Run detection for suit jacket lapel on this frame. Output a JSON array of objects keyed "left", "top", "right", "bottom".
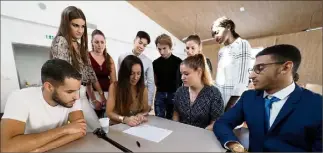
[
  {"left": 268, "top": 85, "right": 302, "bottom": 133},
  {"left": 253, "top": 90, "right": 267, "bottom": 136}
]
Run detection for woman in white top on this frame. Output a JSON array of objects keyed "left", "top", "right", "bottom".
[{"left": 211, "top": 16, "right": 252, "bottom": 110}]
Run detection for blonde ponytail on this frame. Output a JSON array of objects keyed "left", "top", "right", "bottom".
[{"left": 182, "top": 54, "right": 213, "bottom": 86}]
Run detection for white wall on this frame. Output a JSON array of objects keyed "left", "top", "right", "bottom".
[
  {"left": 13, "top": 44, "right": 51, "bottom": 88},
  {"left": 1, "top": 1, "right": 186, "bottom": 112}
]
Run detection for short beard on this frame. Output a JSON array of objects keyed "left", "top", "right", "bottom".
[
  {"left": 52, "top": 90, "right": 72, "bottom": 108},
  {"left": 263, "top": 69, "right": 281, "bottom": 91}
]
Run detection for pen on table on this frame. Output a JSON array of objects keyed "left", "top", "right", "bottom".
[{"left": 136, "top": 141, "right": 141, "bottom": 148}]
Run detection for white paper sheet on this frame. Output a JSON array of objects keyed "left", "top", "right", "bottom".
[{"left": 123, "top": 124, "right": 173, "bottom": 143}]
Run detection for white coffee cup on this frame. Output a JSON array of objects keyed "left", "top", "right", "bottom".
[{"left": 99, "top": 118, "right": 110, "bottom": 133}]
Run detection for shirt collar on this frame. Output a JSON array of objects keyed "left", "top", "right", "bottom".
[
  {"left": 161, "top": 54, "right": 173, "bottom": 60},
  {"left": 263, "top": 82, "right": 296, "bottom": 100},
  {"left": 131, "top": 49, "right": 143, "bottom": 57},
  {"left": 222, "top": 37, "right": 241, "bottom": 48},
  {"left": 233, "top": 37, "right": 242, "bottom": 44}
]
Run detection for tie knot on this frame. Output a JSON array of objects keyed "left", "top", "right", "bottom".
[{"left": 265, "top": 96, "right": 280, "bottom": 108}]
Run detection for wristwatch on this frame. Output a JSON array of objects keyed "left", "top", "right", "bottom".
[
  {"left": 231, "top": 143, "right": 247, "bottom": 152},
  {"left": 118, "top": 116, "right": 125, "bottom": 123},
  {"left": 91, "top": 99, "right": 99, "bottom": 104}
]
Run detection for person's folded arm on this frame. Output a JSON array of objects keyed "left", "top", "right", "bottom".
[
  {"left": 30, "top": 110, "right": 87, "bottom": 152},
  {"left": 0, "top": 90, "right": 71, "bottom": 152},
  {"left": 0, "top": 119, "right": 69, "bottom": 152}
]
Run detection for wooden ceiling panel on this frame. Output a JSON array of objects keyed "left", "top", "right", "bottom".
[{"left": 128, "top": 1, "right": 322, "bottom": 42}]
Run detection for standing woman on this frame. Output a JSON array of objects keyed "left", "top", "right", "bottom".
[
  {"left": 88, "top": 29, "right": 117, "bottom": 118},
  {"left": 50, "top": 6, "right": 104, "bottom": 131},
  {"left": 211, "top": 16, "right": 252, "bottom": 110},
  {"left": 184, "top": 35, "right": 213, "bottom": 74}
]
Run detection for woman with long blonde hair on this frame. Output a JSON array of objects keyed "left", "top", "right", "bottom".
[{"left": 173, "top": 54, "right": 224, "bottom": 130}]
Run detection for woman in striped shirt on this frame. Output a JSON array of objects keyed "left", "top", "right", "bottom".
[{"left": 211, "top": 16, "right": 253, "bottom": 110}]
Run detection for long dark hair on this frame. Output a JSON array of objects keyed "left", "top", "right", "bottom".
[
  {"left": 52, "top": 6, "right": 89, "bottom": 71},
  {"left": 91, "top": 29, "right": 111, "bottom": 73},
  {"left": 115, "top": 55, "right": 145, "bottom": 115}
]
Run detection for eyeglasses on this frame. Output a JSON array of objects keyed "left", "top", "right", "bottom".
[{"left": 248, "top": 62, "right": 286, "bottom": 74}]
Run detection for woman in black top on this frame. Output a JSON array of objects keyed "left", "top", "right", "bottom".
[
  {"left": 173, "top": 54, "right": 224, "bottom": 130},
  {"left": 184, "top": 34, "right": 213, "bottom": 74}
]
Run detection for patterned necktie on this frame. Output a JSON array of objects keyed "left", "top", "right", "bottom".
[{"left": 264, "top": 96, "right": 281, "bottom": 131}]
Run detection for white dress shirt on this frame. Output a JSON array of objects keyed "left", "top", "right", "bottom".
[
  {"left": 118, "top": 51, "right": 156, "bottom": 106},
  {"left": 263, "top": 82, "right": 295, "bottom": 127}
]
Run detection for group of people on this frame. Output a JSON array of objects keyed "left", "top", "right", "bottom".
[{"left": 1, "top": 5, "right": 321, "bottom": 153}]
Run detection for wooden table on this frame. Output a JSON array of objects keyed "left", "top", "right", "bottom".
[
  {"left": 108, "top": 116, "right": 226, "bottom": 152},
  {"left": 49, "top": 133, "right": 122, "bottom": 152}
]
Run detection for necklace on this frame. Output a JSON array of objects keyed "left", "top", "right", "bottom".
[
  {"left": 72, "top": 38, "right": 78, "bottom": 42},
  {"left": 189, "top": 88, "right": 197, "bottom": 104}
]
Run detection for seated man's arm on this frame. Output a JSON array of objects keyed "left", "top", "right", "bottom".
[
  {"left": 0, "top": 119, "right": 68, "bottom": 152},
  {"left": 31, "top": 101, "right": 87, "bottom": 152},
  {"left": 213, "top": 91, "right": 247, "bottom": 150},
  {"left": 0, "top": 90, "right": 72, "bottom": 152}
]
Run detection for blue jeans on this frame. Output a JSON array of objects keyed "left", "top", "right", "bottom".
[{"left": 154, "top": 92, "right": 175, "bottom": 119}]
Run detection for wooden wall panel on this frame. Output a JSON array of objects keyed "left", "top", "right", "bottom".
[
  {"left": 275, "top": 30, "right": 322, "bottom": 85},
  {"left": 202, "top": 44, "right": 220, "bottom": 78},
  {"left": 203, "top": 29, "right": 322, "bottom": 85},
  {"left": 248, "top": 36, "right": 276, "bottom": 48}
]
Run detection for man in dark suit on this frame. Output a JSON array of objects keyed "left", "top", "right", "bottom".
[{"left": 213, "top": 44, "right": 322, "bottom": 152}]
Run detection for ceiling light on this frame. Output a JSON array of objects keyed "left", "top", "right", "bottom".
[
  {"left": 38, "top": 2, "right": 47, "bottom": 10},
  {"left": 240, "top": 7, "right": 245, "bottom": 12},
  {"left": 305, "top": 27, "right": 322, "bottom": 32}
]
